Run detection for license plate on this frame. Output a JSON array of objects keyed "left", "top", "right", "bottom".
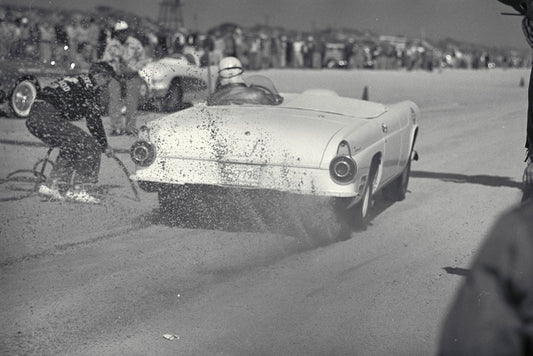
[{"left": 220, "top": 165, "right": 260, "bottom": 185}]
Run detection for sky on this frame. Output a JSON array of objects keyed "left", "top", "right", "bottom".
[{"left": 3, "top": 0, "right": 531, "bottom": 50}]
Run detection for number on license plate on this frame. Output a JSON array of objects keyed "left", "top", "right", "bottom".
[{"left": 221, "top": 166, "right": 260, "bottom": 184}]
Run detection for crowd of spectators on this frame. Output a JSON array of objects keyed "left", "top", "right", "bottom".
[
  {"left": 0, "top": 5, "right": 530, "bottom": 73},
  {"left": 0, "top": 9, "right": 112, "bottom": 70}
]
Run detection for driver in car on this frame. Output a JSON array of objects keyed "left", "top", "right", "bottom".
[{"left": 207, "top": 56, "right": 279, "bottom": 106}]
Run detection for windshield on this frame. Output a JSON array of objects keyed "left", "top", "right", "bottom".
[{"left": 244, "top": 75, "right": 283, "bottom": 104}]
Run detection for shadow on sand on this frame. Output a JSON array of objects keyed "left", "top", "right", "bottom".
[
  {"left": 443, "top": 266, "right": 470, "bottom": 277},
  {"left": 411, "top": 170, "right": 523, "bottom": 190}
]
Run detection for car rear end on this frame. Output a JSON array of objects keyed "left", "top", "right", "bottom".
[{"left": 130, "top": 104, "right": 373, "bottom": 197}]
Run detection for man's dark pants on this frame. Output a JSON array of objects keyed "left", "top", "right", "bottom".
[{"left": 524, "top": 68, "right": 533, "bottom": 203}]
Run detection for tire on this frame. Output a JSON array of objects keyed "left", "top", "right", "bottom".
[
  {"left": 353, "top": 171, "right": 374, "bottom": 229},
  {"left": 382, "top": 159, "right": 411, "bottom": 202},
  {"left": 10, "top": 79, "right": 38, "bottom": 118},
  {"left": 334, "top": 167, "right": 376, "bottom": 232},
  {"left": 163, "top": 78, "right": 183, "bottom": 112}
]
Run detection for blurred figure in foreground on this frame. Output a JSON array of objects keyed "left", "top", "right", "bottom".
[
  {"left": 439, "top": 200, "right": 533, "bottom": 355},
  {"left": 25, "top": 62, "right": 116, "bottom": 204},
  {"left": 498, "top": 0, "right": 533, "bottom": 202},
  {"left": 102, "top": 20, "right": 150, "bottom": 136}
]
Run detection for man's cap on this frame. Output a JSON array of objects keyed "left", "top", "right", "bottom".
[{"left": 114, "top": 20, "right": 129, "bottom": 31}]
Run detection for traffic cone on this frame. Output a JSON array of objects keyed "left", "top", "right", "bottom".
[
  {"left": 520, "top": 77, "right": 525, "bottom": 87},
  {"left": 362, "top": 86, "right": 369, "bottom": 101}
]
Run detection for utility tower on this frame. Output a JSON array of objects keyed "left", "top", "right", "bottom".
[{"left": 158, "top": 0, "right": 185, "bottom": 33}]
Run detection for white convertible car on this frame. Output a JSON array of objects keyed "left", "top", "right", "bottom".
[{"left": 130, "top": 76, "right": 419, "bottom": 229}]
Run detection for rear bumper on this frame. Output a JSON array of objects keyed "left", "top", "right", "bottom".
[{"left": 131, "top": 157, "right": 361, "bottom": 198}]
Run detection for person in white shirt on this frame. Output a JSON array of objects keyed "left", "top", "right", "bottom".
[{"left": 102, "top": 20, "right": 151, "bottom": 136}]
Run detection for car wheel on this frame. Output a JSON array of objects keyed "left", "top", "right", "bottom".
[
  {"left": 382, "top": 158, "right": 411, "bottom": 202},
  {"left": 353, "top": 172, "right": 374, "bottom": 229},
  {"left": 164, "top": 78, "right": 183, "bottom": 112},
  {"left": 333, "top": 167, "right": 376, "bottom": 232},
  {"left": 10, "top": 79, "right": 38, "bottom": 118}
]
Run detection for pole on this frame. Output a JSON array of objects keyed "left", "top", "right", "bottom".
[{"left": 109, "top": 154, "right": 140, "bottom": 202}]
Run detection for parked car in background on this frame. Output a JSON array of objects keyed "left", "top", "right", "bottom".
[
  {"left": 0, "top": 55, "right": 84, "bottom": 118},
  {"left": 129, "top": 75, "right": 420, "bottom": 234},
  {"left": 323, "top": 43, "right": 348, "bottom": 68},
  {"left": 1, "top": 53, "right": 214, "bottom": 118}
]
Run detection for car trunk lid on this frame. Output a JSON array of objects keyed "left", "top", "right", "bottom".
[{"left": 151, "top": 105, "right": 371, "bottom": 167}]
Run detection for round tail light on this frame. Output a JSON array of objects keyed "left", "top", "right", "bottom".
[
  {"left": 131, "top": 140, "right": 156, "bottom": 167},
  {"left": 330, "top": 156, "right": 357, "bottom": 183}
]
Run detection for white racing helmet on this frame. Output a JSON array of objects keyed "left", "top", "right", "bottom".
[
  {"left": 114, "top": 20, "right": 129, "bottom": 31},
  {"left": 218, "top": 56, "right": 244, "bottom": 79}
]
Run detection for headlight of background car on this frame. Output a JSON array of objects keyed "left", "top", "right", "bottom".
[
  {"left": 130, "top": 140, "right": 156, "bottom": 167},
  {"left": 330, "top": 156, "right": 357, "bottom": 183}
]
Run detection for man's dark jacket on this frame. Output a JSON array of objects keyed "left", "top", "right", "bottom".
[{"left": 439, "top": 201, "right": 533, "bottom": 355}]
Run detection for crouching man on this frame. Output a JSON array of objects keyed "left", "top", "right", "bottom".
[{"left": 25, "top": 62, "right": 115, "bottom": 204}]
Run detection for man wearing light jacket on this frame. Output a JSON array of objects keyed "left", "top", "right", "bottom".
[{"left": 102, "top": 20, "right": 151, "bottom": 136}]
